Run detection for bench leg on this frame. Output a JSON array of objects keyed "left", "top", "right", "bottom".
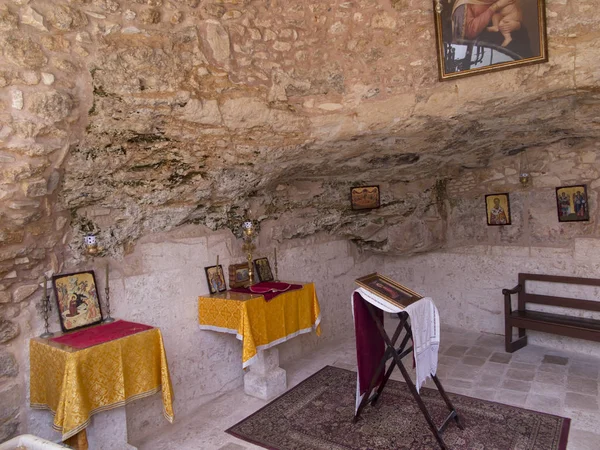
[{"left": 505, "top": 323, "right": 528, "bottom": 353}]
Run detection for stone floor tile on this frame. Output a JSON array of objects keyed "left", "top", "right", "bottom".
[
  {"left": 475, "top": 333, "right": 504, "bottom": 348},
  {"left": 569, "top": 363, "right": 599, "bottom": 380},
  {"left": 506, "top": 368, "right": 535, "bottom": 382},
  {"left": 461, "top": 356, "right": 487, "bottom": 367},
  {"left": 538, "top": 363, "right": 568, "bottom": 374},
  {"left": 534, "top": 371, "right": 566, "bottom": 386},
  {"left": 465, "top": 346, "right": 494, "bottom": 358},
  {"left": 567, "top": 429, "right": 600, "bottom": 450},
  {"left": 509, "top": 362, "right": 537, "bottom": 371},
  {"left": 444, "top": 378, "right": 473, "bottom": 390},
  {"left": 496, "top": 389, "right": 528, "bottom": 407},
  {"left": 489, "top": 352, "right": 511, "bottom": 364},
  {"left": 444, "top": 345, "right": 469, "bottom": 357},
  {"left": 438, "top": 355, "right": 461, "bottom": 367},
  {"left": 218, "top": 444, "right": 248, "bottom": 450},
  {"left": 501, "top": 379, "right": 531, "bottom": 393},
  {"left": 478, "top": 373, "right": 503, "bottom": 389},
  {"left": 565, "top": 392, "right": 599, "bottom": 411},
  {"left": 529, "top": 382, "right": 564, "bottom": 398},
  {"left": 470, "top": 388, "right": 496, "bottom": 401},
  {"left": 449, "top": 364, "right": 481, "bottom": 380},
  {"left": 567, "top": 376, "right": 599, "bottom": 396},
  {"left": 542, "top": 354, "right": 569, "bottom": 365},
  {"left": 525, "top": 394, "right": 563, "bottom": 414},
  {"left": 480, "top": 362, "right": 508, "bottom": 375}
]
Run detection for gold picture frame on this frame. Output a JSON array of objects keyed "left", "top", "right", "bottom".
[
  {"left": 52, "top": 270, "right": 103, "bottom": 332},
  {"left": 355, "top": 273, "right": 422, "bottom": 309},
  {"left": 433, "top": 0, "right": 548, "bottom": 81}
]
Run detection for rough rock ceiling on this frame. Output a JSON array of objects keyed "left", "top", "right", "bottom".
[{"left": 2, "top": 0, "right": 598, "bottom": 261}]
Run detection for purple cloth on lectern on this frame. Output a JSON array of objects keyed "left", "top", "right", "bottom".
[{"left": 353, "top": 292, "right": 386, "bottom": 399}]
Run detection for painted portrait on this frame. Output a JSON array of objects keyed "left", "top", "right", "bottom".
[
  {"left": 205, "top": 265, "right": 227, "bottom": 294},
  {"left": 556, "top": 185, "right": 589, "bottom": 222},
  {"left": 52, "top": 271, "right": 103, "bottom": 332},
  {"left": 433, "top": 0, "right": 548, "bottom": 80},
  {"left": 254, "top": 258, "right": 274, "bottom": 283},
  {"left": 351, "top": 186, "right": 380, "bottom": 210},
  {"left": 485, "top": 193, "right": 511, "bottom": 226}
]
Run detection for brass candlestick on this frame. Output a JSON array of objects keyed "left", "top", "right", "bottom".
[
  {"left": 40, "top": 277, "right": 53, "bottom": 338},
  {"left": 274, "top": 247, "right": 279, "bottom": 282},
  {"left": 103, "top": 263, "right": 115, "bottom": 323},
  {"left": 242, "top": 221, "right": 256, "bottom": 286}
]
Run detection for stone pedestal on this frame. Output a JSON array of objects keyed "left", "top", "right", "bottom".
[{"left": 243, "top": 348, "right": 287, "bottom": 401}]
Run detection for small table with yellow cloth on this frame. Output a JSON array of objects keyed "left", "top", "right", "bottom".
[
  {"left": 198, "top": 282, "right": 321, "bottom": 400},
  {"left": 29, "top": 322, "right": 174, "bottom": 449}
]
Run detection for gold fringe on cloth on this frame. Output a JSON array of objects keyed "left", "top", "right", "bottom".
[{"left": 30, "top": 328, "right": 175, "bottom": 441}]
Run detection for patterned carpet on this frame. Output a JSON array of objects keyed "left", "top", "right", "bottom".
[{"left": 227, "top": 366, "right": 570, "bottom": 450}]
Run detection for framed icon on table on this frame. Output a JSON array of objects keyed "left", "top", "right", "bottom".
[{"left": 52, "top": 271, "right": 103, "bottom": 332}]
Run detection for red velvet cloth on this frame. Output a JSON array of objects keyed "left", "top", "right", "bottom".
[
  {"left": 50, "top": 320, "right": 154, "bottom": 349},
  {"left": 230, "top": 282, "right": 302, "bottom": 301},
  {"left": 353, "top": 292, "right": 386, "bottom": 399}
]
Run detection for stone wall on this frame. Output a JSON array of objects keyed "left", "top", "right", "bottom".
[
  {"left": 385, "top": 139, "right": 600, "bottom": 356},
  {"left": 20, "top": 226, "right": 381, "bottom": 445}
]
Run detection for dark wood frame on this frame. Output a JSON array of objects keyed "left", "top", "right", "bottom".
[
  {"left": 485, "top": 193, "right": 511, "bottom": 226},
  {"left": 228, "top": 263, "right": 250, "bottom": 288},
  {"left": 350, "top": 185, "right": 380, "bottom": 210},
  {"left": 354, "top": 299, "right": 463, "bottom": 450},
  {"left": 253, "top": 257, "right": 274, "bottom": 283},
  {"left": 503, "top": 273, "right": 600, "bottom": 353},
  {"left": 52, "top": 270, "right": 103, "bottom": 333},
  {"left": 355, "top": 273, "right": 422, "bottom": 310},
  {"left": 433, "top": 0, "right": 549, "bottom": 81},
  {"left": 555, "top": 184, "right": 590, "bottom": 222},
  {"left": 205, "top": 264, "right": 227, "bottom": 294}
]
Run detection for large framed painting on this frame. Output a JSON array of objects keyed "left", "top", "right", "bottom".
[
  {"left": 52, "top": 271, "right": 103, "bottom": 332},
  {"left": 433, "top": 0, "right": 548, "bottom": 80},
  {"left": 556, "top": 185, "right": 589, "bottom": 222},
  {"left": 355, "top": 273, "right": 423, "bottom": 309},
  {"left": 485, "top": 193, "right": 511, "bottom": 226}
]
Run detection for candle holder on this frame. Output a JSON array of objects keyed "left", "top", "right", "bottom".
[
  {"left": 242, "top": 221, "right": 256, "bottom": 286},
  {"left": 274, "top": 248, "right": 279, "bottom": 282},
  {"left": 103, "top": 286, "right": 115, "bottom": 323},
  {"left": 103, "top": 263, "right": 115, "bottom": 323},
  {"left": 40, "top": 279, "right": 53, "bottom": 338}
]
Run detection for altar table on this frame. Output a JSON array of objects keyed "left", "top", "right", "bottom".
[
  {"left": 29, "top": 321, "right": 175, "bottom": 444},
  {"left": 198, "top": 282, "right": 321, "bottom": 368}
]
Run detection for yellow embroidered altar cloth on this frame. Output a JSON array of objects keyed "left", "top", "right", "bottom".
[
  {"left": 30, "top": 328, "right": 174, "bottom": 440},
  {"left": 198, "top": 282, "right": 321, "bottom": 367}
]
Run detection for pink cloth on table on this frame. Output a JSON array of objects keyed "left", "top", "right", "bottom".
[
  {"left": 50, "top": 320, "right": 154, "bottom": 349},
  {"left": 230, "top": 282, "right": 302, "bottom": 301},
  {"left": 353, "top": 291, "right": 386, "bottom": 411}
]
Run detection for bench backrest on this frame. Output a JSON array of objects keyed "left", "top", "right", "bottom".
[{"left": 518, "top": 273, "right": 600, "bottom": 312}]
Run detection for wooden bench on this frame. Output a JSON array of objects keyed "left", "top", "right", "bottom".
[{"left": 503, "top": 273, "right": 600, "bottom": 353}]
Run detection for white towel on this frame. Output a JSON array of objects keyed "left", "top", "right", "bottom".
[{"left": 405, "top": 297, "right": 440, "bottom": 392}]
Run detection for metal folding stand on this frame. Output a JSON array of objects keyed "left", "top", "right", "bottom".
[{"left": 353, "top": 303, "right": 464, "bottom": 450}]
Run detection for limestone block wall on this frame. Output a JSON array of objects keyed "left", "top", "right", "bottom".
[
  {"left": 19, "top": 226, "right": 380, "bottom": 445},
  {"left": 385, "top": 139, "right": 600, "bottom": 356}
]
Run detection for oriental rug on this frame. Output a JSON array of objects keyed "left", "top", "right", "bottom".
[{"left": 227, "top": 365, "right": 570, "bottom": 450}]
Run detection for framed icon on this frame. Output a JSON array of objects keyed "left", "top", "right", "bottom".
[{"left": 52, "top": 271, "right": 103, "bottom": 332}]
